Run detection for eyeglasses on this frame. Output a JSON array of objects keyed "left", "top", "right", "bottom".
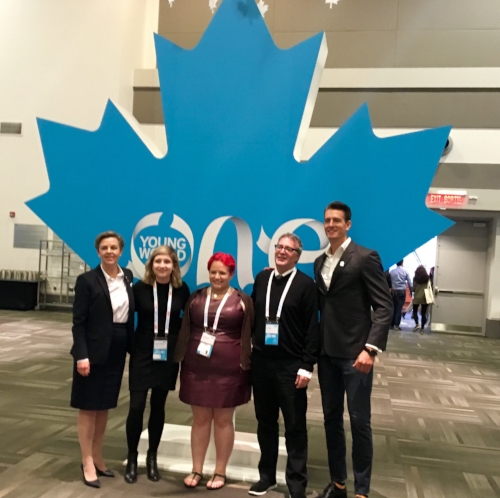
[{"left": 275, "top": 244, "right": 300, "bottom": 254}]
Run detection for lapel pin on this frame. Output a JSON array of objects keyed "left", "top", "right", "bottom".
[{"left": 340, "top": 261, "right": 345, "bottom": 267}]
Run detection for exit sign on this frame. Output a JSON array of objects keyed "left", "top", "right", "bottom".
[{"left": 426, "top": 192, "right": 468, "bottom": 208}]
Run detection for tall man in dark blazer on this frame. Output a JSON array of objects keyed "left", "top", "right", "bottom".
[{"left": 314, "top": 201, "right": 393, "bottom": 498}]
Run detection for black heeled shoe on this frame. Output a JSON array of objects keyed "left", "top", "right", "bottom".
[
  {"left": 95, "top": 465, "right": 115, "bottom": 478},
  {"left": 124, "top": 453, "right": 138, "bottom": 484},
  {"left": 146, "top": 450, "right": 160, "bottom": 482},
  {"left": 81, "top": 464, "right": 100, "bottom": 488}
]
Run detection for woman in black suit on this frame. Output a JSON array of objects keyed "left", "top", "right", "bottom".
[
  {"left": 124, "top": 245, "right": 190, "bottom": 484},
  {"left": 70, "top": 231, "right": 134, "bottom": 488}
]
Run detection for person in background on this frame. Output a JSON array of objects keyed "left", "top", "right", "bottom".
[
  {"left": 124, "top": 245, "right": 190, "bottom": 484},
  {"left": 174, "top": 253, "right": 254, "bottom": 490},
  {"left": 389, "top": 260, "right": 412, "bottom": 331},
  {"left": 412, "top": 265, "right": 432, "bottom": 334},
  {"left": 427, "top": 266, "right": 435, "bottom": 326},
  {"left": 70, "top": 231, "right": 134, "bottom": 489}
]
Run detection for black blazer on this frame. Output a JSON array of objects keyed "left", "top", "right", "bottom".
[
  {"left": 70, "top": 265, "right": 135, "bottom": 365},
  {"left": 314, "top": 241, "right": 393, "bottom": 358}
]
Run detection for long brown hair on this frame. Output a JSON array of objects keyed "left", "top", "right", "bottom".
[
  {"left": 142, "top": 245, "right": 182, "bottom": 288},
  {"left": 414, "top": 265, "right": 430, "bottom": 286}
]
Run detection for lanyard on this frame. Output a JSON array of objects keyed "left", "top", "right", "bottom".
[
  {"left": 153, "top": 281, "right": 173, "bottom": 338},
  {"left": 204, "top": 288, "right": 231, "bottom": 332},
  {"left": 265, "top": 269, "right": 297, "bottom": 321}
]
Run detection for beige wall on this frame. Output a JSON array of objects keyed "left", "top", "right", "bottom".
[
  {"left": 133, "top": 87, "right": 500, "bottom": 129},
  {"left": 158, "top": 0, "right": 500, "bottom": 68},
  {"left": 311, "top": 91, "right": 500, "bottom": 129}
]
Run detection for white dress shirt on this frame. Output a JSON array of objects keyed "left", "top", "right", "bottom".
[
  {"left": 101, "top": 265, "right": 129, "bottom": 323},
  {"left": 321, "top": 237, "right": 352, "bottom": 290},
  {"left": 77, "top": 266, "right": 130, "bottom": 364}
]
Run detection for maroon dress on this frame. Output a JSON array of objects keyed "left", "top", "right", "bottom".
[{"left": 179, "top": 291, "right": 251, "bottom": 408}]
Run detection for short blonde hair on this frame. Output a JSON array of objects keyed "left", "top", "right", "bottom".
[{"left": 143, "top": 245, "right": 182, "bottom": 288}]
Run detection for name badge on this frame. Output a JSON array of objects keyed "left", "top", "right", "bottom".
[
  {"left": 153, "top": 339, "right": 168, "bottom": 361},
  {"left": 197, "top": 331, "right": 216, "bottom": 358},
  {"left": 265, "top": 321, "right": 279, "bottom": 346}
]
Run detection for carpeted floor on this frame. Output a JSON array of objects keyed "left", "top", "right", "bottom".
[{"left": 0, "top": 309, "right": 499, "bottom": 497}]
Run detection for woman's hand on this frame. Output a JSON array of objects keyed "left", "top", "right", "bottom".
[{"left": 77, "top": 359, "right": 90, "bottom": 376}]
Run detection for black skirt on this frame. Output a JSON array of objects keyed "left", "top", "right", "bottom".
[
  {"left": 71, "top": 324, "right": 128, "bottom": 410},
  {"left": 128, "top": 334, "right": 179, "bottom": 392}
]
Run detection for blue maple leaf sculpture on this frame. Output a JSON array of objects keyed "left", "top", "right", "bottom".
[{"left": 27, "top": 0, "right": 452, "bottom": 292}]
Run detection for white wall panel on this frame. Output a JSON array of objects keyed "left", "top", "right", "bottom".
[{"left": 0, "top": 0, "right": 153, "bottom": 270}]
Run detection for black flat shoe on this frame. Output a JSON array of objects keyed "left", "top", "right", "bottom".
[
  {"left": 146, "top": 450, "right": 160, "bottom": 482},
  {"left": 124, "top": 453, "right": 138, "bottom": 484},
  {"left": 81, "top": 464, "right": 100, "bottom": 489},
  {"left": 95, "top": 465, "right": 115, "bottom": 478}
]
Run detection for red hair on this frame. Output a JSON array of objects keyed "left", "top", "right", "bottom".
[{"left": 207, "top": 252, "right": 236, "bottom": 274}]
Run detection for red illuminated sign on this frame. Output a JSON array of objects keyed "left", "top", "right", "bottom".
[{"left": 426, "top": 193, "right": 468, "bottom": 208}]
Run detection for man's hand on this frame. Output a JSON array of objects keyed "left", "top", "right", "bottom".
[
  {"left": 353, "top": 350, "right": 375, "bottom": 374},
  {"left": 295, "top": 375, "right": 310, "bottom": 389},
  {"left": 77, "top": 359, "right": 90, "bottom": 376}
]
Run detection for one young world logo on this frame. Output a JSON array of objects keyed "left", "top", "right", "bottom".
[
  {"left": 128, "top": 213, "right": 194, "bottom": 279},
  {"left": 127, "top": 211, "right": 328, "bottom": 291}
]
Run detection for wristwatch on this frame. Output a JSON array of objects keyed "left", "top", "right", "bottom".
[{"left": 363, "top": 347, "right": 377, "bottom": 357}]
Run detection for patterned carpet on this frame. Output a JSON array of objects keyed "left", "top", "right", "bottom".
[{"left": 0, "top": 309, "right": 499, "bottom": 497}]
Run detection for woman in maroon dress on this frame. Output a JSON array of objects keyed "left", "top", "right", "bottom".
[{"left": 174, "top": 253, "right": 253, "bottom": 490}]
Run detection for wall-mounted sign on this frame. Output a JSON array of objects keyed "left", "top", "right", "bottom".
[{"left": 426, "top": 191, "right": 468, "bottom": 208}]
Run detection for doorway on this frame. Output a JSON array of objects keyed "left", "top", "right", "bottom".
[{"left": 432, "top": 219, "right": 489, "bottom": 336}]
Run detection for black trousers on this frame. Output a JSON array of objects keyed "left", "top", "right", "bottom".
[
  {"left": 413, "top": 304, "right": 429, "bottom": 328},
  {"left": 391, "top": 290, "right": 406, "bottom": 327},
  {"left": 318, "top": 355, "right": 373, "bottom": 497},
  {"left": 126, "top": 388, "right": 169, "bottom": 454},
  {"left": 251, "top": 354, "right": 308, "bottom": 495}
]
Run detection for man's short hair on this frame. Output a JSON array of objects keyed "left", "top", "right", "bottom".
[
  {"left": 397, "top": 260, "right": 404, "bottom": 266},
  {"left": 324, "top": 201, "right": 352, "bottom": 222},
  {"left": 278, "top": 232, "right": 303, "bottom": 255}
]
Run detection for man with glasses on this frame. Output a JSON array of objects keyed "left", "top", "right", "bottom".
[
  {"left": 314, "top": 201, "right": 392, "bottom": 498},
  {"left": 249, "top": 233, "right": 319, "bottom": 498}
]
